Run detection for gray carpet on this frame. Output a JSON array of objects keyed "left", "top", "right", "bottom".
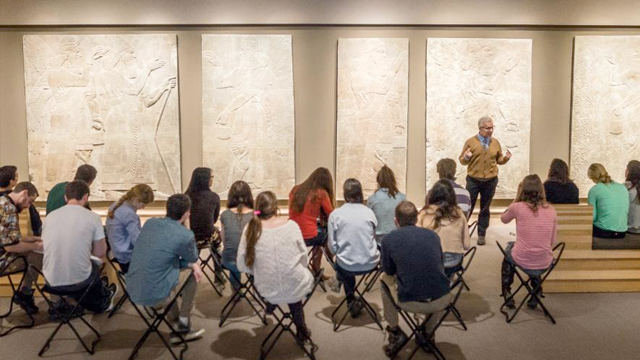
[{"left": 2, "top": 218, "right": 640, "bottom": 360}]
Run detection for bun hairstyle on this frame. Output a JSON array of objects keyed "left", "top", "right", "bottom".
[
  {"left": 515, "top": 174, "right": 547, "bottom": 214},
  {"left": 244, "top": 191, "right": 279, "bottom": 268},
  {"left": 108, "top": 184, "right": 154, "bottom": 219},
  {"left": 587, "top": 163, "right": 613, "bottom": 184}
]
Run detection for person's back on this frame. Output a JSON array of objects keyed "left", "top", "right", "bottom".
[
  {"left": 329, "top": 202, "right": 379, "bottom": 272},
  {"left": 239, "top": 220, "right": 313, "bottom": 304},
  {"left": 418, "top": 205, "right": 470, "bottom": 255},
  {"left": 381, "top": 226, "right": 450, "bottom": 302},
  {"left": 502, "top": 202, "right": 557, "bottom": 270},
  {"left": 367, "top": 188, "right": 405, "bottom": 241},
  {"left": 220, "top": 209, "right": 253, "bottom": 264},
  {"left": 126, "top": 217, "right": 198, "bottom": 306},
  {"left": 43, "top": 204, "right": 103, "bottom": 286},
  {"left": 628, "top": 181, "right": 640, "bottom": 234},
  {"left": 544, "top": 180, "right": 579, "bottom": 204},
  {"left": 105, "top": 202, "right": 139, "bottom": 265},
  {"left": 589, "top": 181, "right": 629, "bottom": 233},
  {"left": 189, "top": 189, "right": 220, "bottom": 241},
  {"left": 45, "top": 181, "right": 68, "bottom": 215},
  {"left": 289, "top": 187, "right": 333, "bottom": 240}
]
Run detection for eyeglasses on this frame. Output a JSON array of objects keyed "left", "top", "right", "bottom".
[{"left": 481, "top": 126, "right": 494, "bottom": 130}]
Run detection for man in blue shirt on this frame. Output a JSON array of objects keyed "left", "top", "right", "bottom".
[
  {"left": 126, "top": 194, "right": 205, "bottom": 342},
  {"left": 381, "top": 201, "right": 451, "bottom": 357}
]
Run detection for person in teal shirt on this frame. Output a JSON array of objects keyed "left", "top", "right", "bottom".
[{"left": 587, "top": 163, "right": 629, "bottom": 239}]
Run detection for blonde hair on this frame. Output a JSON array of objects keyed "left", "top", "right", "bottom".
[
  {"left": 587, "top": 163, "right": 612, "bottom": 184},
  {"left": 107, "top": 184, "right": 154, "bottom": 218}
]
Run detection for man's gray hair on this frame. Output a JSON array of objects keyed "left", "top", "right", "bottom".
[{"left": 477, "top": 116, "right": 494, "bottom": 128}]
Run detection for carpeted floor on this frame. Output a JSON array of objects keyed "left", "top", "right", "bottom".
[{"left": 2, "top": 217, "right": 639, "bottom": 360}]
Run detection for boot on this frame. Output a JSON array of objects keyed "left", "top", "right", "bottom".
[{"left": 502, "top": 287, "right": 515, "bottom": 309}]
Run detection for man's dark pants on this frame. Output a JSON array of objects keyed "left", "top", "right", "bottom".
[{"left": 466, "top": 176, "right": 498, "bottom": 237}]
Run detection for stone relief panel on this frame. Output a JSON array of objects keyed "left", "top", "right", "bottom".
[
  {"left": 426, "top": 38, "right": 532, "bottom": 198},
  {"left": 202, "top": 35, "right": 295, "bottom": 199},
  {"left": 23, "top": 34, "right": 181, "bottom": 200},
  {"left": 336, "top": 38, "right": 409, "bottom": 199},
  {"left": 571, "top": 36, "right": 640, "bottom": 194}
]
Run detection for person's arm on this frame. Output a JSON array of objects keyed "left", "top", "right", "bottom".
[
  {"left": 292, "top": 223, "right": 310, "bottom": 268},
  {"left": 461, "top": 213, "right": 471, "bottom": 250},
  {"left": 320, "top": 191, "right": 334, "bottom": 217},
  {"left": 459, "top": 139, "right": 472, "bottom": 165},
  {"left": 125, "top": 216, "right": 142, "bottom": 248},
  {"left": 91, "top": 238, "right": 107, "bottom": 258},
  {"left": 4, "top": 240, "right": 42, "bottom": 254},
  {"left": 177, "top": 235, "right": 199, "bottom": 266},
  {"left": 588, "top": 187, "right": 598, "bottom": 222},
  {"left": 501, "top": 203, "right": 518, "bottom": 224},
  {"left": 213, "top": 194, "right": 221, "bottom": 225},
  {"left": 236, "top": 230, "right": 251, "bottom": 274},
  {"left": 381, "top": 238, "right": 396, "bottom": 276},
  {"left": 328, "top": 213, "right": 338, "bottom": 255},
  {"left": 496, "top": 140, "right": 510, "bottom": 165}
]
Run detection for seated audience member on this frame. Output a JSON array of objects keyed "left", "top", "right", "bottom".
[
  {"left": 46, "top": 164, "right": 97, "bottom": 214},
  {"left": 381, "top": 201, "right": 451, "bottom": 356},
  {"left": 436, "top": 158, "right": 472, "bottom": 217},
  {"left": 237, "top": 191, "right": 314, "bottom": 344},
  {"left": 42, "top": 180, "right": 117, "bottom": 314},
  {"left": 543, "top": 158, "right": 579, "bottom": 204},
  {"left": 626, "top": 160, "right": 640, "bottom": 234},
  {"left": 0, "top": 182, "right": 43, "bottom": 314},
  {"left": 289, "top": 167, "right": 335, "bottom": 277},
  {"left": 220, "top": 181, "right": 254, "bottom": 289},
  {"left": 105, "top": 184, "right": 154, "bottom": 274},
  {"left": 418, "top": 180, "right": 470, "bottom": 276},
  {"left": 367, "top": 165, "right": 406, "bottom": 244},
  {"left": 587, "top": 163, "right": 629, "bottom": 239},
  {"left": 185, "top": 168, "right": 222, "bottom": 285},
  {"left": 501, "top": 175, "right": 557, "bottom": 309},
  {"left": 327, "top": 178, "right": 380, "bottom": 316},
  {"left": 0, "top": 165, "right": 42, "bottom": 236},
  {"left": 126, "top": 194, "right": 205, "bottom": 342}
]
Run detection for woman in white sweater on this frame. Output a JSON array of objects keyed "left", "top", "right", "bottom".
[{"left": 237, "top": 191, "right": 314, "bottom": 343}]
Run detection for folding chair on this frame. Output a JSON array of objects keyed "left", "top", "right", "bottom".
[
  {"left": 497, "top": 241, "right": 566, "bottom": 324},
  {"left": 468, "top": 220, "right": 478, "bottom": 240},
  {"left": 307, "top": 245, "right": 327, "bottom": 292},
  {"left": 259, "top": 269, "right": 324, "bottom": 360},
  {"left": 440, "top": 246, "right": 476, "bottom": 330},
  {"left": 381, "top": 280, "right": 449, "bottom": 360},
  {"left": 31, "top": 266, "right": 101, "bottom": 356},
  {"left": 0, "top": 254, "right": 35, "bottom": 337},
  {"left": 118, "top": 269, "right": 190, "bottom": 360},
  {"left": 104, "top": 242, "right": 129, "bottom": 318},
  {"left": 197, "top": 241, "right": 224, "bottom": 297},
  {"left": 213, "top": 252, "right": 267, "bottom": 327},
  {"left": 323, "top": 248, "right": 383, "bottom": 332}
]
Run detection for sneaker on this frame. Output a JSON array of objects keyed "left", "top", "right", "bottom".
[
  {"left": 104, "top": 283, "right": 119, "bottom": 313},
  {"left": 527, "top": 298, "right": 538, "bottom": 309},
  {"left": 295, "top": 328, "right": 312, "bottom": 344},
  {"left": 383, "top": 326, "right": 409, "bottom": 357},
  {"left": 13, "top": 291, "right": 39, "bottom": 315},
  {"left": 327, "top": 276, "right": 341, "bottom": 293},
  {"left": 477, "top": 236, "right": 486, "bottom": 246},
  {"left": 170, "top": 319, "right": 205, "bottom": 344},
  {"left": 349, "top": 298, "right": 364, "bottom": 318}
]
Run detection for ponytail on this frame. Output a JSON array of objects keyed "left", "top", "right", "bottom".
[
  {"left": 242, "top": 191, "right": 279, "bottom": 269},
  {"left": 107, "top": 184, "right": 154, "bottom": 218}
]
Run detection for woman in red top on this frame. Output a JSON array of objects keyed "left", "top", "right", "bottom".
[{"left": 289, "top": 167, "right": 335, "bottom": 276}]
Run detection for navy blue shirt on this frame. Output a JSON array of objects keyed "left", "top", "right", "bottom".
[{"left": 381, "top": 225, "right": 450, "bottom": 303}]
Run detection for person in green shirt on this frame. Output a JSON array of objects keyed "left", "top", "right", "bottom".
[
  {"left": 587, "top": 163, "right": 629, "bottom": 239},
  {"left": 46, "top": 164, "right": 97, "bottom": 214}
]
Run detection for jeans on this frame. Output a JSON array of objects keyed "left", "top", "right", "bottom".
[
  {"left": 46, "top": 260, "right": 112, "bottom": 314},
  {"left": 266, "top": 301, "right": 308, "bottom": 335},
  {"left": 335, "top": 264, "right": 375, "bottom": 304},
  {"left": 443, "top": 252, "right": 463, "bottom": 279},
  {"left": 466, "top": 176, "right": 498, "bottom": 237},
  {"left": 593, "top": 225, "right": 626, "bottom": 239},
  {"left": 501, "top": 242, "right": 547, "bottom": 293},
  {"left": 222, "top": 260, "right": 242, "bottom": 290},
  {"left": 153, "top": 269, "right": 197, "bottom": 321}
]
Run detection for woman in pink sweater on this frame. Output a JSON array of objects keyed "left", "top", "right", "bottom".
[{"left": 501, "top": 174, "right": 557, "bottom": 309}]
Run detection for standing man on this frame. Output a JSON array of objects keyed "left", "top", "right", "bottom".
[{"left": 459, "top": 116, "right": 512, "bottom": 245}]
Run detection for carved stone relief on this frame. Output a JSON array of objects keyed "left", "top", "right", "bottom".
[
  {"left": 571, "top": 36, "right": 640, "bottom": 194},
  {"left": 202, "top": 35, "right": 295, "bottom": 199},
  {"left": 336, "top": 38, "right": 409, "bottom": 199},
  {"left": 23, "top": 34, "right": 181, "bottom": 200},
  {"left": 426, "top": 38, "right": 532, "bottom": 198}
]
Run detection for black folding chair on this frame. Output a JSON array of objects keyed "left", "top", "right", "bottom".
[
  {"left": 307, "top": 245, "right": 327, "bottom": 292},
  {"left": 323, "top": 248, "right": 383, "bottom": 332},
  {"left": 468, "top": 221, "right": 478, "bottom": 240},
  {"left": 198, "top": 241, "right": 224, "bottom": 297},
  {"left": 104, "top": 241, "right": 129, "bottom": 319},
  {"left": 497, "top": 241, "right": 566, "bottom": 324},
  {"left": 32, "top": 266, "right": 101, "bottom": 356},
  {"left": 118, "top": 269, "right": 190, "bottom": 360},
  {"left": 381, "top": 280, "right": 449, "bottom": 360},
  {"left": 213, "top": 252, "right": 267, "bottom": 327},
  {"left": 0, "top": 254, "right": 35, "bottom": 337},
  {"left": 440, "top": 246, "right": 476, "bottom": 330},
  {"left": 259, "top": 269, "right": 324, "bottom": 360}
]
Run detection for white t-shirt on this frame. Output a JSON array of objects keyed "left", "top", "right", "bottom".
[{"left": 43, "top": 204, "right": 104, "bottom": 287}]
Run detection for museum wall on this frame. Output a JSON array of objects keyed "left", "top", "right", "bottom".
[{"left": 2, "top": 26, "right": 640, "bottom": 204}]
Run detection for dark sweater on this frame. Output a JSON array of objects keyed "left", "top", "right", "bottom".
[
  {"left": 544, "top": 180, "right": 579, "bottom": 204},
  {"left": 188, "top": 190, "right": 221, "bottom": 240},
  {"left": 381, "top": 225, "right": 450, "bottom": 303}
]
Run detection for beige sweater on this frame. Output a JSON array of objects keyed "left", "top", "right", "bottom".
[
  {"left": 459, "top": 135, "right": 509, "bottom": 180},
  {"left": 417, "top": 206, "right": 470, "bottom": 254}
]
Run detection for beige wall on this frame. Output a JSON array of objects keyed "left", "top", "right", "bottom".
[{"left": 2, "top": 26, "right": 640, "bottom": 205}]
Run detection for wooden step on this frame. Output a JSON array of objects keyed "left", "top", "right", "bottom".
[
  {"left": 546, "top": 270, "right": 640, "bottom": 293},
  {"left": 557, "top": 216, "right": 593, "bottom": 225},
  {"left": 557, "top": 224, "right": 592, "bottom": 236},
  {"left": 556, "top": 250, "right": 640, "bottom": 270},
  {"left": 559, "top": 235, "right": 592, "bottom": 249}
]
